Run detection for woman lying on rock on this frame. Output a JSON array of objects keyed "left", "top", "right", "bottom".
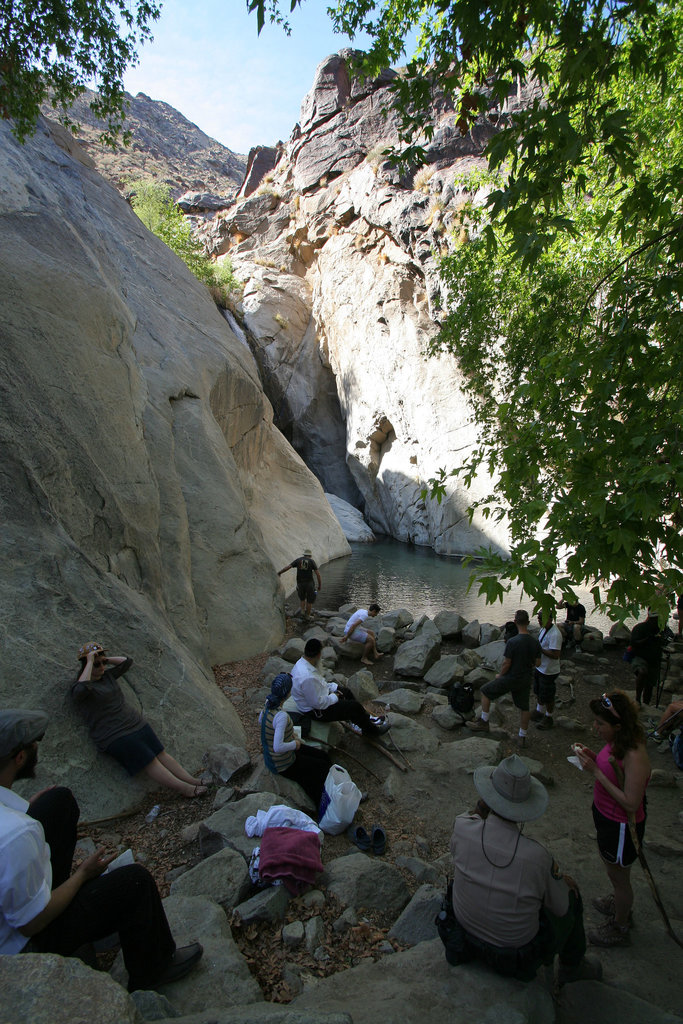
[
  {"left": 71, "top": 641, "right": 207, "bottom": 798},
  {"left": 259, "top": 672, "right": 331, "bottom": 808}
]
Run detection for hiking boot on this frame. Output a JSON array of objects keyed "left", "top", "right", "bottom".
[
  {"left": 592, "top": 894, "right": 634, "bottom": 927},
  {"left": 530, "top": 710, "right": 545, "bottom": 722},
  {"left": 588, "top": 920, "right": 631, "bottom": 947},
  {"left": 153, "top": 942, "right": 203, "bottom": 989},
  {"left": 536, "top": 716, "right": 554, "bottom": 730},
  {"left": 466, "top": 718, "right": 489, "bottom": 733},
  {"left": 558, "top": 956, "right": 603, "bottom": 986}
]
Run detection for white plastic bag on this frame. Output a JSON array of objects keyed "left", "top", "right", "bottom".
[{"left": 318, "top": 764, "right": 362, "bottom": 835}]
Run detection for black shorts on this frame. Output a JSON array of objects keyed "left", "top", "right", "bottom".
[
  {"left": 481, "top": 675, "right": 530, "bottom": 711},
  {"left": 296, "top": 580, "right": 316, "bottom": 603},
  {"left": 105, "top": 723, "right": 164, "bottom": 776},
  {"left": 592, "top": 803, "right": 645, "bottom": 867},
  {"left": 533, "top": 670, "right": 558, "bottom": 705}
]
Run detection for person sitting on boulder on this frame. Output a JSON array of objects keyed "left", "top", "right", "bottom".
[
  {"left": 340, "top": 604, "right": 383, "bottom": 665},
  {"left": 557, "top": 598, "right": 587, "bottom": 649},
  {"left": 439, "top": 753, "right": 601, "bottom": 985},
  {"left": 71, "top": 642, "right": 207, "bottom": 798},
  {"left": 291, "top": 639, "right": 390, "bottom": 736},
  {"left": 259, "top": 673, "right": 331, "bottom": 807},
  {"left": 277, "top": 549, "right": 321, "bottom": 619},
  {"left": 0, "top": 709, "right": 203, "bottom": 991}
]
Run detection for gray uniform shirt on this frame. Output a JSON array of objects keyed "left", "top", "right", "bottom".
[
  {"left": 71, "top": 658, "right": 145, "bottom": 751},
  {"left": 450, "top": 812, "right": 569, "bottom": 947}
]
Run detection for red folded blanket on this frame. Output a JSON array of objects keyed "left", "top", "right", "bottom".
[{"left": 258, "top": 826, "right": 323, "bottom": 895}]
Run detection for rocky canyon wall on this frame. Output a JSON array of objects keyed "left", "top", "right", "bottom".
[
  {"left": 205, "top": 52, "right": 518, "bottom": 555},
  {"left": 0, "top": 117, "right": 348, "bottom": 815}
]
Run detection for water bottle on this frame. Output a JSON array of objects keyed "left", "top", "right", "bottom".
[{"left": 145, "top": 804, "right": 160, "bottom": 824}]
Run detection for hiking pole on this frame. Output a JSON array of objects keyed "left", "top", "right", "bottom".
[
  {"left": 314, "top": 737, "right": 382, "bottom": 783},
  {"left": 609, "top": 756, "right": 683, "bottom": 948}
]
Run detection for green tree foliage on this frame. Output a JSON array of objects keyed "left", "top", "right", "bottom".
[
  {"left": 0, "top": 0, "right": 160, "bottom": 144},
  {"left": 130, "top": 180, "right": 241, "bottom": 308},
  {"left": 251, "top": 0, "right": 683, "bottom": 618}
]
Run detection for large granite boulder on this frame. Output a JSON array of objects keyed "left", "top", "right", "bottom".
[
  {"left": 433, "top": 610, "right": 467, "bottom": 639},
  {"left": 169, "top": 847, "right": 251, "bottom": 910},
  {"left": 394, "top": 634, "right": 441, "bottom": 678},
  {"left": 0, "top": 954, "right": 141, "bottom": 1024},
  {"left": 424, "top": 655, "right": 466, "bottom": 688},
  {"left": 112, "top": 894, "right": 263, "bottom": 1013},
  {"left": 325, "top": 492, "right": 375, "bottom": 542},
  {"left": 322, "top": 852, "right": 411, "bottom": 916},
  {"left": 0, "top": 116, "right": 348, "bottom": 816},
  {"left": 198, "top": 791, "right": 283, "bottom": 858},
  {"left": 291, "top": 938, "right": 554, "bottom": 1024}
]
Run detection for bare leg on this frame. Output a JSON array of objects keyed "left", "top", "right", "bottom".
[
  {"left": 604, "top": 860, "right": 634, "bottom": 927},
  {"left": 143, "top": 758, "right": 205, "bottom": 798},
  {"left": 480, "top": 694, "right": 491, "bottom": 715},
  {"left": 520, "top": 709, "right": 531, "bottom": 731},
  {"left": 361, "top": 635, "right": 383, "bottom": 665},
  {"left": 157, "top": 750, "right": 203, "bottom": 786},
  {"left": 656, "top": 701, "right": 683, "bottom": 735}
]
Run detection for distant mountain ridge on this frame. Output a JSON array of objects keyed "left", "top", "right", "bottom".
[{"left": 42, "top": 88, "right": 247, "bottom": 198}]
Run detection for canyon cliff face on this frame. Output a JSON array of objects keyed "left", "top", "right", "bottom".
[
  {"left": 204, "top": 53, "right": 518, "bottom": 554},
  {"left": 0, "top": 116, "right": 348, "bottom": 815}
]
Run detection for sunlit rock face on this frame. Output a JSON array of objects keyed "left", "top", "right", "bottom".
[
  {"left": 0, "top": 116, "right": 348, "bottom": 815},
  {"left": 221, "top": 51, "right": 512, "bottom": 556}
]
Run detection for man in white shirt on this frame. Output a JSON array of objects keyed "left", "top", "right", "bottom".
[
  {"left": 340, "top": 603, "right": 383, "bottom": 665},
  {"left": 291, "top": 639, "right": 389, "bottom": 735},
  {"left": 0, "top": 708, "right": 202, "bottom": 991},
  {"left": 530, "top": 610, "right": 563, "bottom": 730}
]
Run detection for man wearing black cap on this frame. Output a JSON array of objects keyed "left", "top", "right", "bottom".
[
  {"left": 0, "top": 709, "right": 202, "bottom": 991},
  {"left": 439, "top": 754, "right": 601, "bottom": 984}
]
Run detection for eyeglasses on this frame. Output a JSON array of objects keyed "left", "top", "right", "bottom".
[{"left": 600, "top": 693, "right": 621, "bottom": 719}]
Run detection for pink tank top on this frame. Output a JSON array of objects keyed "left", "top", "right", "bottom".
[{"left": 593, "top": 744, "right": 646, "bottom": 823}]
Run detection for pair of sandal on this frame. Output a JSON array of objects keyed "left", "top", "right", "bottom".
[{"left": 348, "top": 824, "right": 386, "bottom": 856}]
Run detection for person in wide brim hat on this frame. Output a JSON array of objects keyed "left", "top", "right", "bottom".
[
  {"left": 473, "top": 753, "right": 549, "bottom": 822},
  {"left": 444, "top": 754, "right": 601, "bottom": 986}
]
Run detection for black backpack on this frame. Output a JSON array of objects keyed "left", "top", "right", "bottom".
[{"left": 449, "top": 682, "right": 474, "bottom": 720}]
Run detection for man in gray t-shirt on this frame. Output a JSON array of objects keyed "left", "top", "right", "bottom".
[{"left": 466, "top": 610, "right": 542, "bottom": 747}]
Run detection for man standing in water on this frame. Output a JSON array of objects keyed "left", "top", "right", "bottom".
[{"left": 277, "top": 549, "right": 321, "bottom": 618}]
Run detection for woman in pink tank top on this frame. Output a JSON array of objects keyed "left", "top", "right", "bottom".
[{"left": 575, "top": 689, "right": 650, "bottom": 948}]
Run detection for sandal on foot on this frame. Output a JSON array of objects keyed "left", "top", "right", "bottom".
[
  {"left": 192, "top": 784, "right": 208, "bottom": 798},
  {"left": 348, "top": 825, "right": 371, "bottom": 851},
  {"left": 371, "top": 824, "right": 387, "bottom": 856}
]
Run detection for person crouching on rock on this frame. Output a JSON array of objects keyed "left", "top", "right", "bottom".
[
  {"left": 71, "top": 642, "right": 207, "bottom": 798},
  {"left": 340, "top": 604, "right": 383, "bottom": 665},
  {"left": 291, "top": 639, "right": 390, "bottom": 736},
  {"left": 259, "top": 673, "right": 331, "bottom": 808}
]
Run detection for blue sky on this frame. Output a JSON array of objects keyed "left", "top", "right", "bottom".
[{"left": 123, "top": 1, "right": 382, "bottom": 154}]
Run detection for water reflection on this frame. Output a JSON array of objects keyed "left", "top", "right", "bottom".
[{"left": 288, "top": 538, "right": 617, "bottom": 632}]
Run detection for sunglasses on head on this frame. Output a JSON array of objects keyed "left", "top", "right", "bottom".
[{"left": 600, "top": 693, "right": 621, "bottom": 719}]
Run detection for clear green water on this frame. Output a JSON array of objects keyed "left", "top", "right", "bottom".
[{"left": 288, "top": 537, "right": 615, "bottom": 632}]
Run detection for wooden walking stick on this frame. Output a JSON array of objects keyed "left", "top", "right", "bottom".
[{"left": 609, "top": 756, "right": 683, "bottom": 948}]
